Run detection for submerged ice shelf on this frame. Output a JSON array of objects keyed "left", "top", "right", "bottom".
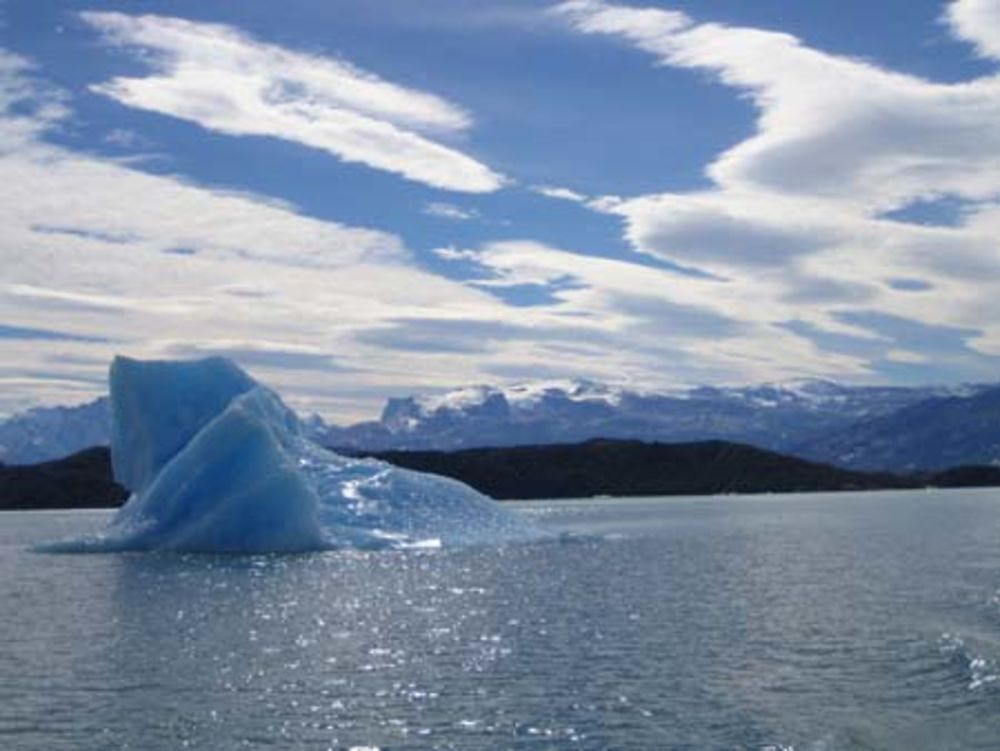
[{"left": 43, "top": 356, "right": 541, "bottom": 553}]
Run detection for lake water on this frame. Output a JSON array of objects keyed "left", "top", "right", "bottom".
[{"left": 3, "top": 489, "right": 1000, "bottom": 749}]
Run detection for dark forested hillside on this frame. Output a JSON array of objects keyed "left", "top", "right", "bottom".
[
  {"left": 6, "top": 440, "right": 1000, "bottom": 510},
  {"left": 0, "top": 447, "right": 128, "bottom": 510},
  {"left": 358, "top": 439, "right": 915, "bottom": 499}
]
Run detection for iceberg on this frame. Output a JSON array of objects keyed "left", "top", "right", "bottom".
[{"left": 43, "top": 356, "right": 541, "bottom": 553}]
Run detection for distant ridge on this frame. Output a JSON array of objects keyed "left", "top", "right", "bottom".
[
  {"left": 319, "top": 378, "right": 984, "bottom": 461},
  {"left": 795, "top": 385, "right": 1000, "bottom": 471},
  {"left": 6, "top": 440, "right": 1000, "bottom": 510},
  {"left": 4, "top": 377, "right": 1000, "bottom": 473}
]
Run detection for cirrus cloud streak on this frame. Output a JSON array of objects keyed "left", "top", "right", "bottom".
[{"left": 80, "top": 12, "right": 506, "bottom": 193}]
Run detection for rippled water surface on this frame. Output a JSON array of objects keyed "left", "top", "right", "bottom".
[{"left": 4, "top": 489, "right": 1000, "bottom": 749}]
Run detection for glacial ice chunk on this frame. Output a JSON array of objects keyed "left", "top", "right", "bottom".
[
  {"left": 44, "top": 356, "right": 541, "bottom": 553},
  {"left": 109, "top": 356, "right": 257, "bottom": 494}
]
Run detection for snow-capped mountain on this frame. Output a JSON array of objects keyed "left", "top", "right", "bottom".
[
  {"left": 317, "top": 378, "right": 987, "bottom": 455},
  {"left": 0, "top": 397, "right": 112, "bottom": 466},
  {"left": 4, "top": 377, "right": 997, "bottom": 471},
  {"left": 795, "top": 385, "right": 1000, "bottom": 471}
]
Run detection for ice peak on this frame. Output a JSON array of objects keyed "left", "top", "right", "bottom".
[{"left": 109, "top": 355, "right": 257, "bottom": 493}]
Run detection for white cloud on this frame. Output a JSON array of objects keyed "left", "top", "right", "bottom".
[
  {"left": 946, "top": 0, "right": 1000, "bottom": 60},
  {"left": 555, "top": 0, "right": 1000, "bottom": 368},
  {"left": 11, "top": 0, "right": 1000, "bottom": 417},
  {"left": 531, "top": 184, "right": 589, "bottom": 203},
  {"left": 0, "top": 51, "right": 527, "bottom": 417},
  {"left": 0, "top": 53, "right": 68, "bottom": 147},
  {"left": 102, "top": 127, "right": 153, "bottom": 150},
  {"left": 885, "top": 349, "right": 929, "bottom": 364},
  {"left": 440, "top": 239, "right": 874, "bottom": 382},
  {"left": 557, "top": 0, "right": 1000, "bottom": 214},
  {"left": 611, "top": 191, "right": 840, "bottom": 272},
  {"left": 432, "top": 245, "right": 481, "bottom": 262},
  {"left": 13, "top": 49, "right": 770, "bottom": 419},
  {"left": 2, "top": 44, "right": 871, "bottom": 416},
  {"left": 422, "top": 201, "right": 479, "bottom": 221},
  {"left": 4, "top": 142, "right": 405, "bottom": 270},
  {"left": 555, "top": 1, "right": 690, "bottom": 43},
  {"left": 80, "top": 12, "right": 506, "bottom": 193}
]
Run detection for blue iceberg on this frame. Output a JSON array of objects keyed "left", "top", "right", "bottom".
[{"left": 44, "top": 356, "right": 540, "bottom": 553}]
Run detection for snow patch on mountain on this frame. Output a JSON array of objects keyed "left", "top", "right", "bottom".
[{"left": 409, "top": 379, "right": 628, "bottom": 416}]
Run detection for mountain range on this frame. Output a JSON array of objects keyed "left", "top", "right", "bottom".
[
  {"left": 2, "top": 378, "right": 998, "bottom": 473},
  {"left": 0, "top": 397, "right": 111, "bottom": 466},
  {"left": 317, "top": 379, "right": 996, "bottom": 472}
]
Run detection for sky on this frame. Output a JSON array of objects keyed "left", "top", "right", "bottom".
[{"left": 2, "top": 0, "right": 1000, "bottom": 422}]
